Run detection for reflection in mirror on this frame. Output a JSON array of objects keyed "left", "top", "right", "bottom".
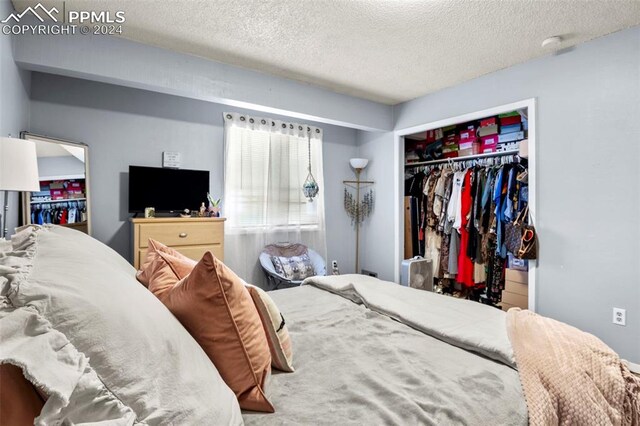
[{"left": 21, "top": 133, "right": 91, "bottom": 235}]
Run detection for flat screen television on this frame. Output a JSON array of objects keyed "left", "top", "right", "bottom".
[{"left": 128, "top": 166, "right": 210, "bottom": 213}]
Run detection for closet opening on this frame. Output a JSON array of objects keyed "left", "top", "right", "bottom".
[{"left": 393, "top": 99, "right": 536, "bottom": 311}]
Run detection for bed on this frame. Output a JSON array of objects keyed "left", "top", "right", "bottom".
[
  {"left": 0, "top": 225, "right": 637, "bottom": 425},
  {"left": 245, "top": 284, "right": 526, "bottom": 425}
]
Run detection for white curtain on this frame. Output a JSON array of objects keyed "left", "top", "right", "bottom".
[{"left": 223, "top": 112, "right": 326, "bottom": 288}]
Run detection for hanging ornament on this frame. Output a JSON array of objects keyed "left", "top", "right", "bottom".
[
  {"left": 302, "top": 132, "right": 319, "bottom": 202},
  {"left": 343, "top": 187, "right": 375, "bottom": 225}
]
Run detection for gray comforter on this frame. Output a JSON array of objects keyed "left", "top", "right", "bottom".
[{"left": 244, "top": 275, "right": 527, "bottom": 425}]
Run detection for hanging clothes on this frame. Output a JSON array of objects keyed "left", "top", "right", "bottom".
[
  {"left": 456, "top": 169, "right": 474, "bottom": 288},
  {"left": 404, "top": 154, "right": 527, "bottom": 305}
]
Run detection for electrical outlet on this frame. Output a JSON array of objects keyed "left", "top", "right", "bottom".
[
  {"left": 361, "top": 269, "right": 378, "bottom": 277},
  {"left": 613, "top": 308, "right": 626, "bottom": 326}
]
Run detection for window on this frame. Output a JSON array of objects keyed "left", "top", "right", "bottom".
[{"left": 223, "top": 114, "right": 324, "bottom": 231}]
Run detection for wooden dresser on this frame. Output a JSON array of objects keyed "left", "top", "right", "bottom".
[{"left": 131, "top": 217, "right": 225, "bottom": 269}]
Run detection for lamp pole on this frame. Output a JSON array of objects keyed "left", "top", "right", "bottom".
[
  {"left": 354, "top": 168, "right": 361, "bottom": 274},
  {"left": 1, "top": 192, "right": 9, "bottom": 238}
]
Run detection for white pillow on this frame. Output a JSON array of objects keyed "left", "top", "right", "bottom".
[{"left": 0, "top": 225, "right": 242, "bottom": 425}]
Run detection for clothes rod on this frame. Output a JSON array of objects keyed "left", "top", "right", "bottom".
[{"left": 405, "top": 149, "right": 520, "bottom": 167}]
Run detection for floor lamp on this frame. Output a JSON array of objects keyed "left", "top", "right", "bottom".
[
  {"left": 343, "top": 158, "right": 374, "bottom": 274},
  {"left": 0, "top": 137, "right": 41, "bottom": 238}
]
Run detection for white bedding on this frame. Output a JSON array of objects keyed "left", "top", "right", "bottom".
[
  {"left": 0, "top": 225, "right": 242, "bottom": 425},
  {"left": 244, "top": 277, "right": 527, "bottom": 425}
]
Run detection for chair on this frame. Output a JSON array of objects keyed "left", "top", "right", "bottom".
[{"left": 259, "top": 243, "right": 326, "bottom": 290}]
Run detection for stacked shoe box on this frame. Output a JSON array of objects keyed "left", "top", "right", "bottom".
[
  {"left": 442, "top": 125, "right": 459, "bottom": 158},
  {"left": 478, "top": 117, "right": 499, "bottom": 153},
  {"left": 458, "top": 125, "right": 480, "bottom": 157},
  {"left": 500, "top": 265, "right": 529, "bottom": 311},
  {"left": 497, "top": 112, "right": 525, "bottom": 152}
]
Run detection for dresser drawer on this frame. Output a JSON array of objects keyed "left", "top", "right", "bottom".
[
  {"left": 137, "top": 244, "right": 224, "bottom": 267},
  {"left": 137, "top": 222, "right": 223, "bottom": 248}
]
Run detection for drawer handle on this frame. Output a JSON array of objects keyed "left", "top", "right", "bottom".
[{"left": 179, "top": 232, "right": 188, "bottom": 238}]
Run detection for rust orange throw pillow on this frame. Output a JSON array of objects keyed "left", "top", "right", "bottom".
[
  {"left": 151, "top": 251, "right": 274, "bottom": 413},
  {"left": 136, "top": 239, "right": 196, "bottom": 295},
  {"left": 0, "top": 364, "right": 45, "bottom": 425}
]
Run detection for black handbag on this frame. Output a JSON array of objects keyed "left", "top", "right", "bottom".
[{"left": 505, "top": 205, "right": 537, "bottom": 260}]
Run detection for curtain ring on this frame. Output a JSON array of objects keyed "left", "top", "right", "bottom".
[
  {"left": 298, "top": 125, "right": 303, "bottom": 130},
  {"left": 239, "top": 116, "right": 246, "bottom": 121},
  {"left": 272, "top": 121, "right": 275, "bottom": 126},
  {"left": 225, "top": 114, "right": 232, "bottom": 119},
  {"left": 307, "top": 127, "right": 311, "bottom": 132},
  {"left": 315, "top": 129, "right": 320, "bottom": 133},
  {"left": 282, "top": 123, "right": 286, "bottom": 128},
  {"left": 289, "top": 124, "right": 293, "bottom": 129},
  {"left": 249, "top": 118, "right": 254, "bottom": 123},
  {"left": 261, "top": 119, "right": 266, "bottom": 125}
]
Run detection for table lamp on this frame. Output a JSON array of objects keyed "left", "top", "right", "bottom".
[{"left": 0, "top": 137, "right": 40, "bottom": 238}]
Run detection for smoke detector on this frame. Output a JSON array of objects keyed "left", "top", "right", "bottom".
[{"left": 541, "top": 36, "right": 562, "bottom": 49}]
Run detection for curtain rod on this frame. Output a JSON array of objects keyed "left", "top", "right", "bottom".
[{"left": 405, "top": 149, "right": 520, "bottom": 167}]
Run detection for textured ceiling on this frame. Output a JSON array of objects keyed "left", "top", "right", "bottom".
[{"left": 12, "top": 0, "right": 640, "bottom": 104}]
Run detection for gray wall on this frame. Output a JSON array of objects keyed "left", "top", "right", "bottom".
[
  {"left": 356, "top": 131, "right": 396, "bottom": 280},
  {"left": 29, "top": 72, "right": 358, "bottom": 275},
  {"left": 0, "top": 0, "right": 31, "bottom": 237},
  {"left": 360, "top": 27, "right": 640, "bottom": 363}
]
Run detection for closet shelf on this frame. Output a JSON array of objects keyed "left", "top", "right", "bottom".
[
  {"left": 405, "top": 149, "right": 519, "bottom": 167},
  {"left": 31, "top": 198, "right": 87, "bottom": 203}
]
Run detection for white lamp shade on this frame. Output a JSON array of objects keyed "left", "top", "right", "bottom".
[
  {"left": 349, "top": 158, "right": 369, "bottom": 169},
  {"left": 0, "top": 137, "right": 41, "bottom": 191}
]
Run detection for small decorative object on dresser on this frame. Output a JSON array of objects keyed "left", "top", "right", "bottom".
[
  {"left": 130, "top": 217, "right": 225, "bottom": 269},
  {"left": 207, "top": 193, "right": 222, "bottom": 217}
]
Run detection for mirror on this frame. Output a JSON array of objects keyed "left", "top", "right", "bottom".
[{"left": 21, "top": 133, "right": 91, "bottom": 235}]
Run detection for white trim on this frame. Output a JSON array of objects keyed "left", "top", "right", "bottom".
[
  {"left": 393, "top": 98, "right": 537, "bottom": 311},
  {"left": 38, "top": 174, "right": 85, "bottom": 181}
]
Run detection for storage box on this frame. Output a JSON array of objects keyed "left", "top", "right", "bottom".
[
  {"left": 497, "top": 141, "right": 520, "bottom": 152},
  {"left": 500, "top": 301, "right": 517, "bottom": 312},
  {"left": 500, "top": 123, "right": 522, "bottom": 134},
  {"left": 505, "top": 268, "right": 528, "bottom": 284},
  {"left": 501, "top": 291, "right": 527, "bottom": 309},
  {"left": 507, "top": 253, "right": 528, "bottom": 271},
  {"left": 480, "top": 134, "right": 498, "bottom": 146},
  {"left": 49, "top": 182, "right": 65, "bottom": 190},
  {"left": 498, "top": 131, "right": 525, "bottom": 143},
  {"left": 505, "top": 280, "right": 528, "bottom": 297},
  {"left": 425, "top": 129, "right": 437, "bottom": 143},
  {"left": 482, "top": 143, "right": 497, "bottom": 153},
  {"left": 480, "top": 117, "right": 497, "bottom": 127},
  {"left": 478, "top": 124, "right": 498, "bottom": 137},
  {"left": 50, "top": 189, "right": 67, "bottom": 200},
  {"left": 459, "top": 140, "right": 474, "bottom": 150},
  {"left": 443, "top": 134, "right": 459, "bottom": 146},
  {"left": 459, "top": 128, "right": 476, "bottom": 140},
  {"left": 499, "top": 115, "right": 521, "bottom": 126},
  {"left": 459, "top": 143, "right": 480, "bottom": 157}
]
